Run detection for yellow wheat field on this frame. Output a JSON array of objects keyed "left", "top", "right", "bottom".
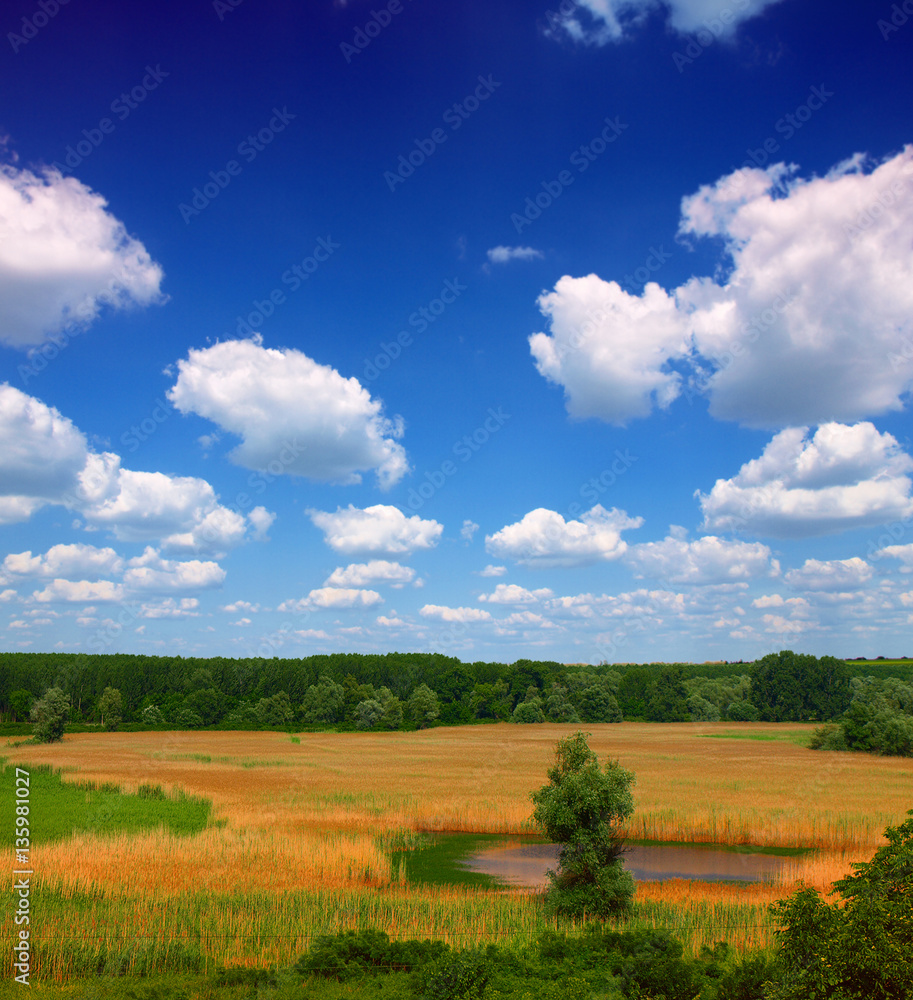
[{"left": 4, "top": 721, "right": 909, "bottom": 899}]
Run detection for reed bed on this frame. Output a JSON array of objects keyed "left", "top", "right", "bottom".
[
  {"left": 2, "top": 723, "right": 909, "bottom": 982},
  {"left": 7, "top": 724, "right": 909, "bottom": 850}
]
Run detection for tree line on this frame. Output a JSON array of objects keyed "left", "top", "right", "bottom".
[{"left": 4, "top": 648, "right": 911, "bottom": 745}]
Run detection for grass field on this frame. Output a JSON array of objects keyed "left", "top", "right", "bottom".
[{"left": 2, "top": 722, "right": 911, "bottom": 983}]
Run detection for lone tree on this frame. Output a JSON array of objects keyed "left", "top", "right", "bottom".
[
  {"left": 31, "top": 687, "right": 71, "bottom": 743},
  {"left": 530, "top": 731, "right": 636, "bottom": 917}
]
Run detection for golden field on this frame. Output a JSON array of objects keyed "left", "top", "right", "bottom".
[{"left": 3, "top": 721, "right": 912, "bottom": 978}]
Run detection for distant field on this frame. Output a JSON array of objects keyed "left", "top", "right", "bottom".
[{"left": 3, "top": 722, "right": 911, "bottom": 979}]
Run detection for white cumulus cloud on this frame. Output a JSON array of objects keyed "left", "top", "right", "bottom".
[
  {"left": 167, "top": 336, "right": 408, "bottom": 489},
  {"left": 486, "top": 504, "right": 642, "bottom": 568},
  {"left": 324, "top": 560, "right": 416, "bottom": 587},
  {"left": 304, "top": 587, "right": 383, "bottom": 609},
  {"left": 530, "top": 148, "right": 913, "bottom": 428},
  {"left": 123, "top": 548, "right": 226, "bottom": 592},
  {"left": 784, "top": 557, "right": 874, "bottom": 592},
  {"left": 420, "top": 604, "right": 492, "bottom": 623},
  {"left": 478, "top": 583, "right": 554, "bottom": 604},
  {"left": 698, "top": 423, "right": 913, "bottom": 538},
  {"left": 33, "top": 579, "right": 125, "bottom": 603},
  {"left": 308, "top": 504, "right": 443, "bottom": 556},
  {"left": 0, "top": 166, "right": 164, "bottom": 348},
  {"left": 3, "top": 543, "right": 123, "bottom": 581},
  {"left": 625, "top": 532, "right": 779, "bottom": 584},
  {"left": 530, "top": 276, "right": 686, "bottom": 425}
]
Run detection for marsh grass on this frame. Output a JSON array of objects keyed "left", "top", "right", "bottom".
[
  {"left": 0, "top": 760, "right": 214, "bottom": 843},
  {"left": 2, "top": 723, "right": 909, "bottom": 982}
]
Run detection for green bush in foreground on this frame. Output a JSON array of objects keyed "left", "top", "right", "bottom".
[
  {"left": 29, "top": 687, "right": 71, "bottom": 743},
  {"left": 769, "top": 810, "right": 913, "bottom": 999}
]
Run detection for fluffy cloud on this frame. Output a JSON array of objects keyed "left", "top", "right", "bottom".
[
  {"left": 784, "top": 557, "right": 874, "bottom": 592},
  {"left": 420, "top": 604, "right": 492, "bottom": 623},
  {"left": 548, "top": 0, "right": 786, "bottom": 45},
  {"left": 478, "top": 583, "right": 554, "bottom": 604},
  {"left": 876, "top": 544, "right": 913, "bottom": 571},
  {"left": 3, "top": 543, "right": 123, "bottom": 581},
  {"left": 137, "top": 598, "right": 200, "bottom": 619},
  {"left": 123, "top": 548, "right": 226, "bottom": 592},
  {"left": 0, "top": 386, "right": 270, "bottom": 552},
  {"left": 530, "top": 276, "right": 685, "bottom": 425},
  {"left": 625, "top": 531, "right": 779, "bottom": 584},
  {"left": 167, "top": 337, "right": 408, "bottom": 488},
  {"left": 678, "top": 149, "right": 913, "bottom": 426},
  {"left": 33, "top": 579, "right": 125, "bottom": 603},
  {"left": 486, "top": 505, "right": 642, "bottom": 567},
  {"left": 0, "top": 384, "right": 89, "bottom": 518},
  {"left": 487, "top": 246, "right": 543, "bottom": 263},
  {"left": 308, "top": 504, "right": 443, "bottom": 556},
  {"left": 0, "top": 166, "right": 164, "bottom": 348},
  {"left": 304, "top": 587, "right": 383, "bottom": 609},
  {"left": 530, "top": 148, "right": 913, "bottom": 428},
  {"left": 479, "top": 564, "right": 507, "bottom": 577},
  {"left": 698, "top": 423, "right": 913, "bottom": 538},
  {"left": 324, "top": 560, "right": 416, "bottom": 587}
]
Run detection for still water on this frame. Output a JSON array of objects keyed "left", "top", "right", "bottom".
[{"left": 458, "top": 838, "right": 801, "bottom": 887}]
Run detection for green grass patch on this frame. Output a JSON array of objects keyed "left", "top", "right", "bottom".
[
  {"left": 696, "top": 730, "right": 810, "bottom": 746},
  {"left": 0, "top": 759, "right": 218, "bottom": 844}
]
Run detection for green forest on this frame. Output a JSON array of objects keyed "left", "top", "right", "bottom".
[{"left": 3, "top": 649, "right": 912, "bottom": 755}]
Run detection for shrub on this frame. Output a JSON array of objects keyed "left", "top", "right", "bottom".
[
  {"left": 413, "top": 949, "right": 493, "bottom": 1000},
  {"left": 30, "top": 687, "right": 71, "bottom": 743},
  {"left": 295, "top": 929, "right": 446, "bottom": 981}
]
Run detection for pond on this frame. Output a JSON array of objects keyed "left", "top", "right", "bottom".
[{"left": 401, "top": 833, "right": 808, "bottom": 889}]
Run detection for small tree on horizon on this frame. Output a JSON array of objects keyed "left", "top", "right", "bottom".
[{"left": 531, "top": 731, "right": 636, "bottom": 918}]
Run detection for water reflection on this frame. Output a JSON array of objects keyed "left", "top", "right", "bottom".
[{"left": 460, "top": 840, "right": 797, "bottom": 886}]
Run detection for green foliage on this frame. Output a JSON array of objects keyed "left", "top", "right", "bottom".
[
  {"left": 808, "top": 723, "right": 848, "bottom": 751},
  {"left": 646, "top": 664, "right": 689, "bottom": 722},
  {"left": 31, "top": 686, "right": 71, "bottom": 742},
  {"left": 294, "top": 929, "right": 447, "bottom": 980},
  {"left": 512, "top": 694, "right": 545, "bottom": 723},
  {"left": 579, "top": 683, "right": 622, "bottom": 723},
  {"left": 531, "top": 731, "right": 635, "bottom": 918},
  {"left": 750, "top": 650, "right": 850, "bottom": 722},
  {"left": 413, "top": 948, "right": 493, "bottom": 1000},
  {"left": 302, "top": 675, "right": 346, "bottom": 724},
  {"left": 255, "top": 691, "right": 294, "bottom": 728},
  {"left": 544, "top": 684, "right": 580, "bottom": 723},
  {"left": 408, "top": 683, "right": 440, "bottom": 729},
  {"left": 140, "top": 703, "right": 165, "bottom": 725},
  {"left": 9, "top": 688, "right": 34, "bottom": 722},
  {"left": 769, "top": 811, "right": 913, "bottom": 999},
  {"left": 97, "top": 686, "right": 123, "bottom": 731}
]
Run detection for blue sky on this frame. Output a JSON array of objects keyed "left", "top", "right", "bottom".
[{"left": 1, "top": 0, "right": 912, "bottom": 664}]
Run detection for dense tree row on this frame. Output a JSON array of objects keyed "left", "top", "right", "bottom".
[{"left": 0, "top": 649, "right": 906, "bottom": 736}]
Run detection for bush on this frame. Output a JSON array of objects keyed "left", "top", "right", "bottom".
[
  {"left": 414, "top": 949, "right": 493, "bottom": 1000},
  {"left": 30, "top": 687, "right": 71, "bottom": 742},
  {"left": 769, "top": 811, "right": 913, "bottom": 998},
  {"left": 295, "top": 929, "right": 446, "bottom": 981},
  {"left": 808, "top": 723, "right": 847, "bottom": 751}
]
